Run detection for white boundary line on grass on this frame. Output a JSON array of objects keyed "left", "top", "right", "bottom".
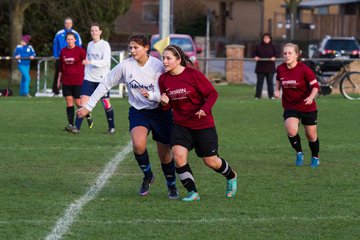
[
  {"left": 1, "top": 215, "right": 359, "bottom": 226},
  {"left": 45, "top": 141, "right": 132, "bottom": 240}
]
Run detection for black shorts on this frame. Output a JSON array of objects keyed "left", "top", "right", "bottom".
[
  {"left": 62, "top": 84, "right": 82, "bottom": 98},
  {"left": 283, "top": 109, "right": 318, "bottom": 125},
  {"left": 170, "top": 124, "right": 218, "bottom": 157}
]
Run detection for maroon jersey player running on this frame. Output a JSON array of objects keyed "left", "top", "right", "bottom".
[
  {"left": 159, "top": 44, "right": 237, "bottom": 202},
  {"left": 275, "top": 43, "right": 320, "bottom": 168}
]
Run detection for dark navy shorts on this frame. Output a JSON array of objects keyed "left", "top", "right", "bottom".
[
  {"left": 170, "top": 124, "right": 219, "bottom": 158},
  {"left": 81, "top": 80, "right": 110, "bottom": 99},
  {"left": 283, "top": 109, "right": 318, "bottom": 125},
  {"left": 62, "top": 84, "right": 82, "bottom": 98},
  {"left": 128, "top": 107, "right": 173, "bottom": 145}
]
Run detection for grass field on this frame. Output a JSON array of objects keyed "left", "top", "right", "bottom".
[{"left": 1, "top": 84, "right": 360, "bottom": 240}]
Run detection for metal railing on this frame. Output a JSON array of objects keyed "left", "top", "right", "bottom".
[
  {"left": 0, "top": 52, "right": 128, "bottom": 97},
  {"left": 2, "top": 55, "right": 360, "bottom": 95},
  {"left": 35, "top": 57, "right": 56, "bottom": 97},
  {"left": 197, "top": 57, "right": 360, "bottom": 85}
]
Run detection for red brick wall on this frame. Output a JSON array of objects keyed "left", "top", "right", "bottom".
[
  {"left": 114, "top": 0, "right": 159, "bottom": 35},
  {"left": 226, "top": 44, "right": 244, "bottom": 84}
]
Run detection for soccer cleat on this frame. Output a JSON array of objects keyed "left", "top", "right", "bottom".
[
  {"left": 71, "top": 127, "right": 80, "bottom": 134},
  {"left": 108, "top": 128, "right": 116, "bottom": 134},
  {"left": 139, "top": 176, "right": 154, "bottom": 196},
  {"left": 64, "top": 124, "right": 74, "bottom": 132},
  {"left": 182, "top": 191, "right": 200, "bottom": 202},
  {"left": 167, "top": 187, "right": 180, "bottom": 200},
  {"left": 310, "top": 157, "right": 320, "bottom": 168},
  {"left": 86, "top": 114, "right": 94, "bottom": 129},
  {"left": 226, "top": 172, "right": 237, "bottom": 198},
  {"left": 296, "top": 152, "right": 304, "bottom": 166}
]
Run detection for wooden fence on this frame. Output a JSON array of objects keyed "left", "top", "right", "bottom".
[{"left": 312, "top": 14, "right": 360, "bottom": 39}]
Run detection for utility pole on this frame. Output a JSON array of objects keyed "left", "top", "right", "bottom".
[
  {"left": 205, "top": 9, "right": 211, "bottom": 76},
  {"left": 159, "top": 0, "right": 171, "bottom": 40},
  {"left": 170, "top": 0, "right": 174, "bottom": 33},
  {"left": 285, "top": 0, "right": 302, "bottom": 41}
]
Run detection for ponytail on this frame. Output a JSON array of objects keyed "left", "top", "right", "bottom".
[{"left": 164, "top": 45, "right": 194, "bottom": 67}]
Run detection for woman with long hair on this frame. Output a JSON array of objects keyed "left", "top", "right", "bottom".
[
  {"left": 77, "top": 34, "right": 179, "bottom": 199},
  {"left": 159, "top": 45, "right": 238, "bottom": 201}
]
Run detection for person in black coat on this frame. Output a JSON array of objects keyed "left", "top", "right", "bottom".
[{"left": 253, "top": 33, "right": 277, "bottom": 99}]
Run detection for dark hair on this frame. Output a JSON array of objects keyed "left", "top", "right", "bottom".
[
  {"left": 90, "top": 23, "right": 102, "bottom": 30},
  {"left": 127, "top": 34, "right": 149, "bottom": 46},
  {"left": 128, "top": 34, "right": 150, "bottom": 54},
  {"left": 164, "top": 44, "right": 194, "bottom": 67},
  {"left": 65, "top": 31, "right": 76, "bottom": 39},
  {"left": 261, "top": 32, "right": 272, "bottom": 43}
]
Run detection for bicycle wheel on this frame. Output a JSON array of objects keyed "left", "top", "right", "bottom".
[{"left": 340, "top": 71, "right": 360, "bottom": 100}]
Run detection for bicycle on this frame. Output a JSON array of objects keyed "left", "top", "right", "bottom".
[{"left": 304, "top": 58, "right": 360, "bottom": 100}]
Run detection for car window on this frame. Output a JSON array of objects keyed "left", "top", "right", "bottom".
[
  {"left": 325, "top": 40, "right": 359, "bottom": 51},
  {"left": 151, "top": 37, "right": 194, "bottom": 52},
  {"left": 170, "top": 38, "right": 194, "bottom": 52}
]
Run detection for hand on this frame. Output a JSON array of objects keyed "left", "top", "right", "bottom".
[
  {"left": 30, "top": 56, "right": 34, "bottom": 60},
  {"left": 254, "top": 56, "right": 260, "bottom": 61},
  {"left": 270, "top": 57, "right": 276, "bottom": 61},
  {"left": 195, "top": 109, "right": 206, "bottom": 119},
  {"left": 161, "top": 93, "right": 169, "bottom": 105},
  {"left": 76, "top": 107, "right": 90, "bottom": 118},
  {"left": 139, "top": 88, "right": 149, "bottom": 98},
  {"left": 57, "top": 77, "right": 61, "bottom": 89},
  {"left": 15, "top": 55, "right": 20, "bottom": 59},
  {"left": 304, "top": 96, "right": 314, "bottom": 105},
  {"left": 82, "top": 59, "right": 90, "bottom": 65},
  {"left": 274, "top": 90, "right": 280, "bottom": 98}
]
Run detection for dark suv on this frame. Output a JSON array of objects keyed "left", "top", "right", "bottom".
[{"left": 314, "top": 36, "right": 360, "bottom": 71}]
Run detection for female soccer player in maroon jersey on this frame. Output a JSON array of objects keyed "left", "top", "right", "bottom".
[
  {"left": 159, "top": 45, "right": 237, "bottom": 202},
  {"left": 275, "top": 43, "right": 320, "bottom": 168},
  {"left": 58, "top": 32, "right": 86, "bottom": 132}
]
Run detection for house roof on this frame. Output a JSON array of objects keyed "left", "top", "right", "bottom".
[{"left": 298, "top": 0, "right": 360, "bottom": 9}]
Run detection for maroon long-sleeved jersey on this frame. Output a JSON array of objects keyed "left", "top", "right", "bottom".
[{"left": 159, "top": 67, "right": 218, "bottom": 130}]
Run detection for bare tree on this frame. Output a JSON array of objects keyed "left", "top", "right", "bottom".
[
  {"left": 5, "top": 0, "right": 130, "bottom": 84},
  {"left": 8, "top": 0, "right": 37, "bottom": 84}
]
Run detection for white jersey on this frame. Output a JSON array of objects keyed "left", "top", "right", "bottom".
[
  {"left": 84, "top": 39, "right": 111, "bottom": 82},
  {"left": 86, "top": 55, "right": 165, "bottom": 111}
]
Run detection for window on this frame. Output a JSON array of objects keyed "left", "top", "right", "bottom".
[
  {"left": 317, "top": 7, "right": 328, "bottom": 15},
  {"left": 142, "top": 2, "right": 159, "bottom": 23}
]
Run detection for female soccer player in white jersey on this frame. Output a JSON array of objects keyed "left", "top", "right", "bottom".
[
  {"left": 72, "top": 23, "right": 115, "bottom": 134},
  {"left": 77, "top": 34, "right": 179, "bottom": 199}
]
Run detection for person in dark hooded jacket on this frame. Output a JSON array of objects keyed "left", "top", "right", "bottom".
[{"left": 253, "top": 33, "right": 277, "bottom": 99}]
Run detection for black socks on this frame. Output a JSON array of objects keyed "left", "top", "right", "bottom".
[
  {"left": 176, "top": 163, "right": 197, "bottom": 193},
  {"left": 288, "top": 134, "right": 302, "bottom": 153},
  {"left": 134, "top": 150, "right": 153, "bottom": 179}
]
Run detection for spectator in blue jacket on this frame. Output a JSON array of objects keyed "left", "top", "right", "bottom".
[
  {"left": 13, "top": 35, "right": 36, "bottom": 97},
  {"left": 52, "top": 17, "right": 82, "bottom": 96}
]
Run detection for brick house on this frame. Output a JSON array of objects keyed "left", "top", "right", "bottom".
[
  {"left": 111, "top": 0, "right": 360, "bottom": 55},
  {"left": 111, "top": 0, "right": 160, "bottom": 50}
]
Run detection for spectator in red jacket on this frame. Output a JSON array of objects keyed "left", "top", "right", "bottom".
[{"left": 159, "top": 44, "right": 238, "bottom": 202}]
